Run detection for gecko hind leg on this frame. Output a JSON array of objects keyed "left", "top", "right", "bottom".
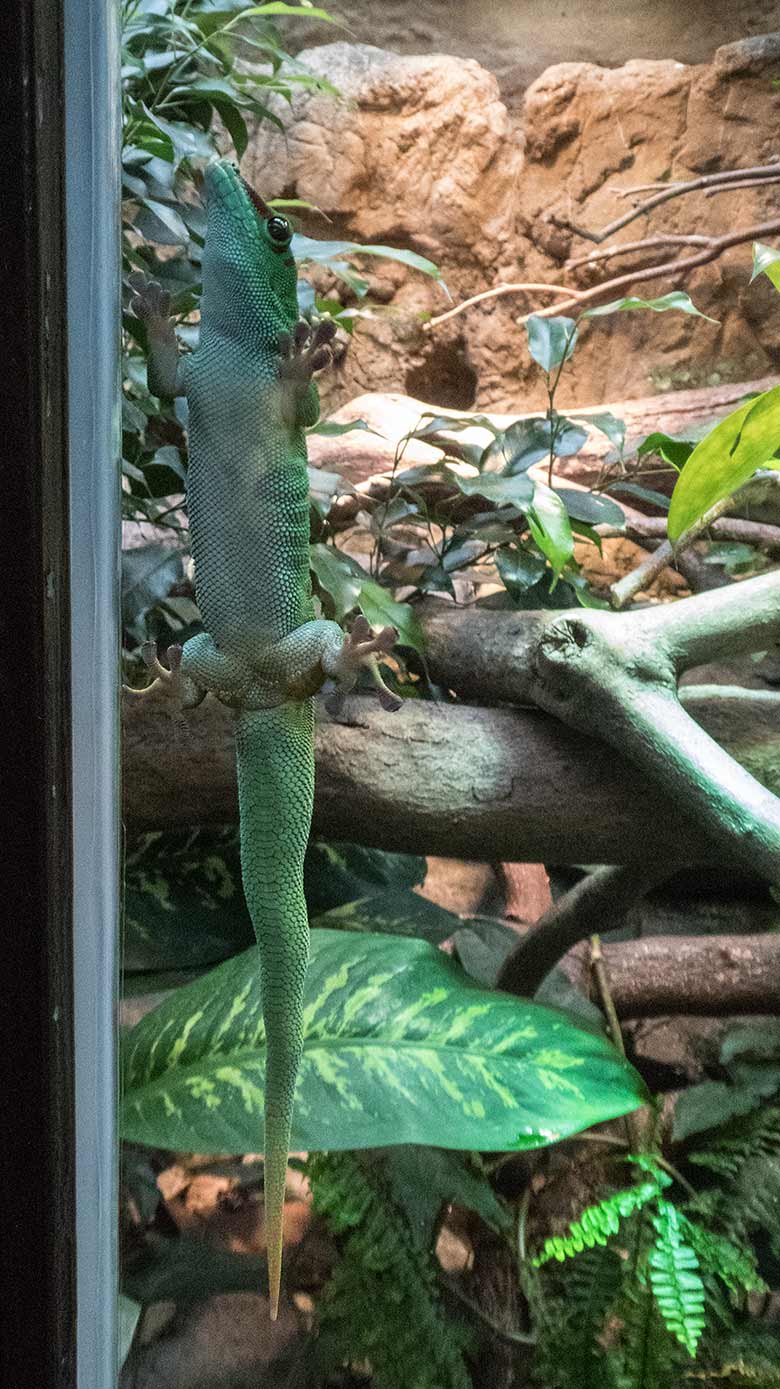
[{"left": 322, "top": 616, "right": 402, "bottom": 715}]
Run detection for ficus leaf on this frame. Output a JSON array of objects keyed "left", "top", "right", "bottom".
[{"left": 667, "top": 386, "right": 780, "bottom": 542}]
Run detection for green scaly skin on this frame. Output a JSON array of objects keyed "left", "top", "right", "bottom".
[{"left": 127, "top": 160, "right": 398, "bottom": 1318}]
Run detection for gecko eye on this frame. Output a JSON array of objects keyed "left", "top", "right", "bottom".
[{"left": 266, "top": 216, "right": 291, "bottom": 244}]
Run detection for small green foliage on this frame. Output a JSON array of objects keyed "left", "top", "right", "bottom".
[
  {"left": 307, "top": 1150, "right": 472, "bottom": 1389},
  {"left": 526, "top": 315, "right": 579, "bottom": 372},
  {"left": 583, "top": 291, "right": 718, "bottom": 322},
  {"left": 750, "top": 241, "right": 780, "bottom": 291},
  {"left": 667, "top": 386, "right": 780, "bottom": 542},
  {"left": 533, "top": 1159, "right": 669, "bottom": 1266},
  {"left": 648, "top": 1200, "right": 706, "bottom": 1356}
]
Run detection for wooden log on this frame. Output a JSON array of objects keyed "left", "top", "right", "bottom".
[
  {"left": 559, "top": 933, "right": 780, "bottom": 1018},
  {"left": 122, "top": 688, "right": 780, "bottom": 865}
]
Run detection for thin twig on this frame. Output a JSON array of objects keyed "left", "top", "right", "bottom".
[
  {"left": 608, "top": 483, "right": 761, "bottom": 609},
  {"left": 516, "top": 219, "right": 780, "bottom": 323},
  {"left": 425, "top": 282, "right": 583, "bottom": 332},
  {"left": 425, "top": 220, "right": 780, "bottom": 332},
  {"left": 551, "top": 162, "right": 780, "bottom": 244},
  {"left": 590, "top": 934, "right": 645, "bottom": 1151},
  {"left": 566, "top": 233, "right": 711, "bottom": 271}
]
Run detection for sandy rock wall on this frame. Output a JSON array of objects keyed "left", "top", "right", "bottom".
[
  {"left": 275, "top": 0, "right": 780, "bottom": 109},
  {"left": 247, "top": 36, "right": 780, "bottom": 412}
]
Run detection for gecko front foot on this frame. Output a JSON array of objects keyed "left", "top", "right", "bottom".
[
  {"left": 128, "top": 273, "right": 185, "bottom": 398},
  {"left": 322, "top": 615, "right": 402, "bottom": 715},
  {"left": 128, "top": 273, "right": 171, "bottom": 330},
  {"left": 278, "top": 317, "right": 337, "bottom": 386}
]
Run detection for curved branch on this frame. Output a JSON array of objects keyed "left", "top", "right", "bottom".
[
  {"left": 529, "top": 572, "right": 780, "bottom": 883},
  {"left": 423, "top": 220, "right": 780, "bottom": 331},
  {"left": 496, "top": 864, "right": 671, "bottom": 997}
]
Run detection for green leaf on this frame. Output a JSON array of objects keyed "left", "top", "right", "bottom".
[
  {"left": 118, "top": 1294, "right": 142, "bottom": 1372},
  {"left": 495, "top": 546, "right": 546, "bottom": 597},
  {"left": 583, "top": 291, "right": 718, "bottom": 323},
  {"left": 308, "top": 417, "right": 377, "bottom": 437},
  {"left": 135, "top": 198, "right": 190, "bottom": 246},
  {"left": 636, "top": 431, "right": 696, "bottom": 470},
  {"left": 486, "top": 416, "right": 587, "bottom": 474},
  {"left": 527, "top": 483, "right": 574, "bottom": 580},
  {"left": 382, "top": 1146, "right": 511, "bottom": 1246},
  {"left": 526, "top": 315, "right": 578, "bottom": 372},
  {"left": 554, "top": 488, "right": 625, "bottom": 526},
  {"left": 606, "top": 481, "right": 670, "bottom": 512},
  {"left": 309, "top": 542, "right": 364, "bottom": 621},
  {"left": 575, "top": 411, "right": 626, "bottom": 453},
  {"left": 750, "top": 240, "right": 780, "bottom": 291},
  {"left": 141, "top": 104, "right": 215, "bottom": 166},
  {"left": 293, "top": 234, "right": 444, "bottom": 286},
  {"left": 214, "top": 101, "right": 249, "bottom": 159},
  {"left": 311, "top": 888, "right": 462, "bottom": 946},
  {"left": 667, "top": 386, "right": 780, "bottom": 542},
  {"left": 456, "top": 471, "right": 534, "bottom": 507},
  {"left": 121, "top": 542, "right": 185, "bottom": 636},
  {"left": 305, "top": 841, "right": 425, "bottom": 914},
  {"left": 672, "top": 1080, "right": 762, "bottom": 1141},
  {"left": 648, "top": 1201, "right": 706, "bottom": 1357},
  {"left": 123, "top": 827, "right": 254, "bottom": 973},
  {"left": 121, "top": 929, "right": 647, "bottom": 1152},
  {"left": 236, "top": 2, "right": 337, "bottom": 21},
  {"left": 358, "top": 579, "right": 424, "bottom": 653}
]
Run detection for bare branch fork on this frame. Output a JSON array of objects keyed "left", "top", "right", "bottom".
[
  {"left": 425, "top": 219, "right": 780, "bottom": 330},
  {"left": 423, "top": 162, "right": 780, "bottom": 332},
  {"left": 551, "top": 161, "right": 780, "bottom": 244}
]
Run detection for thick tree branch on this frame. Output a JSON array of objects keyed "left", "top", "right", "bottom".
[
  {"left": 122, "top": 684, "right": 780, "bottom": 865},
  {"left": 555, "top": 934, "right": 780, "bottom": 1017}
]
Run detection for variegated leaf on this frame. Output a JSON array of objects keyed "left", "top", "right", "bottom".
[{"left": 121, "top": 930, "right": 647, "bottom": 1153}]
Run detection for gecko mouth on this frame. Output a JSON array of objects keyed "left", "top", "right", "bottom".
[{"left": 240, "top": 174, "right": 272, "bottom": 219}]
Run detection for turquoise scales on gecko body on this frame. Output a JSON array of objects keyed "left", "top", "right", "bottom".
[{"left": 127, "top": 159, "right": 399, "bottom": 1319}]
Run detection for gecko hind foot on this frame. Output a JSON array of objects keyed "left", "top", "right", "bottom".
[{"left": 323, "top": 617, "right": 402, "bottom": 714}]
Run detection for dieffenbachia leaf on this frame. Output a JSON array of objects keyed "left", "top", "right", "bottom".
[
  {"left": 667, "top": 386, "right": 780, "bottom": 542},
  {"left": 121, "top": 930, "right": 647, "bottom": 1153}
]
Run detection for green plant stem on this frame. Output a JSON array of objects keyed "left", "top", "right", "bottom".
[{"left": 590, "top": 933, "right": 645, "bottom": 1152}]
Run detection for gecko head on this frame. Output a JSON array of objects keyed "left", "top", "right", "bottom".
[{"left": 201, "top": 160, "right": 298, "bottom": 335}]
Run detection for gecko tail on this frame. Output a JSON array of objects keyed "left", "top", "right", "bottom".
[{"left": 234, "top": 703, "right": 314, "bottom": 1321}]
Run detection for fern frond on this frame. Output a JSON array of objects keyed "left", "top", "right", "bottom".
[
  {"left": 648, "top": 1200, "right": 706, "bottom": 1357},
  {"left": 613, "top": 1271, "right": 686, "bottom": 1389},
  {"left": 526, "top": 1247, "right": 624, "bottom": 1388},
  {"left": 690, "top": 1107, "right": 780, "bottom": 1179},
  {"left": 533, "top": 1170, "right": 665, "bottom": 1266},
  {"left": 687, "top": 1325, "right": 780, "bottom": 1386},
  {"left": 681, "top": 1217, "right": 767, "bottom": 1298},
  {"left": 307, "top": 1151, "right": 472, "bottom": 1389}
]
